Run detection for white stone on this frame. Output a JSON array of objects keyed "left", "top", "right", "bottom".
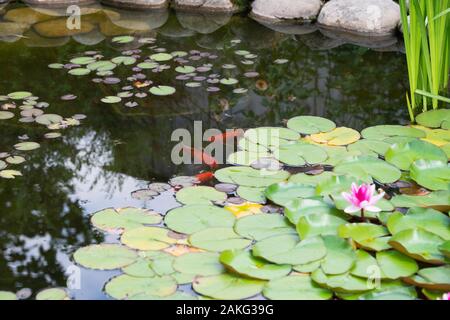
[
  {"left": 251, "top": 0, "right": 323, "bottom": 22},
  {"left": 318, "top": 0, "right": 400, "bottom": 36},
  {"left": 173, "top": 0, "right": 238, "bottom": 12}
]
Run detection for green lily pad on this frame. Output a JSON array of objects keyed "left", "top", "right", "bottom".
[
  {"left": 338, "top": 223, "right": 391, "bottom": 252},
  {"left": 293, "top": 260, "right": 322, "bottom": 273},
  {"left": 334, "top": 155, "right": 401, "bottom": 183},
  {"left": 0, "top": 291, "right": 17, "bottom": 300},
  {"left": 0, "top": 160, "right": 6, "bottom": 170},
  {"left": 418, "top": 265, "right": 450, "bottom": 287},
  {"left": 220, "top": 78, "right": 238, "bottom": 85},
  {"left": 149, "top": 86, "right": 176, "bottom": 96},
  {"left": 347, "top": 139, "right": 391, "bottom": 157},
  {"left": 390, "top": 191, "right": 450, "bottom": 210},
  {"left": 6, "top": 156, "right": 25, "bottom": 164},
  {"left": 137, "top": 62, "right": 159, "bottom": 69},
  {"left": 214, "top": 166, "right": 290, "bottom": 188},
  {"left": 274, "top": 142, "right": 328, "bottom": 166},
  {"left": 193, "top": 273, "right": 265, "bottom": 300},
  {"left": 111, "top": 35, "right": 135, "bottom": 44},
  {"left": 388, "top": 228, "right": 446, "bottom": 264},
  {"left": 48, "top": 63, "right": 64, "bottom": 69},
  {"left": 253, "top": 235, "right": 326, "bottom": 265},
  {"left": 175, "top": 66, "right": 195, "bottom": 74},
  {"left": 265, "top": 182, "right": 316, "bottom": 206},
  {"left": 175, "top": 186, "right": 227, "bottom": 205},
  {"left": 376, "top": 250, "right": 418, "bottom": 279},
  {"left": 297, "top": 213, "right": 347, "bottom": 239},
  {"left": 320, "top": 235, "right": 356, "bottom": 275},
  {"left": 220, "top": 249, "right": 291, "bottom": 280},
  {"left": 121, "top": 226, "right": 178, "bottom": 251},
  {"left": 316, "top": 175, "right": 362, "bottom": 196},
  {"left": 70, "top": 56, "right": 96, "bottom": 65},
  {"left": 8, "top": 91, "right": 32, "bottom": 100},
  {"left": 410, "top": 160, "right": 450, "bottom": 191},
  {"left": 14, "top": 141, "right": 40, "bottom": 151},
  {"left": 87, "top": 60, "right": 116, "bottom": 71},
  {"left": 236, "top": 186, "right": 266, "bottom": 203},
  {"left": 244, "top": 127, "right": 300, "bottom": 148},
  {"left": 227, "top": 150, "right": 270, "bottom": 166},
  {"left": 173, "top": 252, "right": 225, "bottom": 276},
  {"left": 311, "top": 268, "right": 370, "bottom": 293},
  {"left": 0, "top": 111, "right": 14, "bottom": 120},
  {"left": 439, "top": 241, "right": 450, "bottom": 258},
  {"left": 263, "top": 274, "right": 332, "bottom": 300},
  {"left": 164, "top": 205, "right": 235, "bottom": 235},
  {"left": 349, "top": 249, "right": 378, "bottom": 278},
  {"left": 105, "top": 275, "right": 177, "bottom": 300},
  {"left": 287, "top": 116, "right": 335, "bottom": 135},
  {"left": 385, "top": 140, "right": 447, "bottom": 170},
  {"left": 91, "top": 207, "right": 162, "bottom": 233},
  {"left": 68, "top": 68, "right": 91, "bottom": 76},
  {"left": 234, "top": 214, "right": 296, "bottom": 241},
  {"left": 309, "top": 127, "right": 360, "bottom": 146},
  {"left": 189, "top": 227, "right": 251, "bottom": 252},
  {"left": 0, "top": 170, "right": 22, "bottom": 179},
  {"left": 416, "top": 109, "right": 450, "bottom": 129},
  {"left": 150, "top": 53, "right": 173, "bottom": 61},
  {"left": 101, "top": 96, "right": 121, "bottom": 104},
  {"left": 285, "top": 198, "right": 345, "bottom": 225},
  {"left": 35, "top": 114, "right": 63, "bottom": 125},
  {"left": 36, "top": 288, "right": 69, "bottom": 300},
  {"left": 288, "top": 172, "right": 338, "bottom": 186},
  {"left": 124, "top": 251, "right": 176, "bottom": 277},
  {"left": 361, "top": 125, "right": 426, "bottom": 140},
  {"left": 387, "top": 208, "right": 450, "bottom": 240},
  {"left": 73, "top": 244, "right": 138, "bottom": 270}
]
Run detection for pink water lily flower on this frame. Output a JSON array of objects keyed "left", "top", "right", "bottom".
[
  {"left": 341, "top": 183, "right": 385, "bottom": 215},
  {"left": 442, "top": 293, "right": 450, "bottom": 300}
]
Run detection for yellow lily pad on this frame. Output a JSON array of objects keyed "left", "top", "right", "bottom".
[
  {"left": 225, "top": 202, "right": 263, "bottom": 218},
  {"left": 309, "top": 127, "right": 361, "bottom": 146}
]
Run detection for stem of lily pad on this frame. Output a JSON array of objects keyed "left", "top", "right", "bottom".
[{"left": 360, "top": 209, "right": 364, "bottom": 219}]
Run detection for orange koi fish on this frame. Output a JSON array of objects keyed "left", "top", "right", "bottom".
[
  {"left": 195, "top": 171, "right": 215, "bottom": 183},
  {"left": 208, "top": 129, "right": 244, "bottom": 143},
  {"left": 182, "top": 146, "right": 218, "bottom": 168}
]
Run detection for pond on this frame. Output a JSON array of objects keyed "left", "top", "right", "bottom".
[{"left": 3, "top": 3, "right": 442, "bottom": 301}]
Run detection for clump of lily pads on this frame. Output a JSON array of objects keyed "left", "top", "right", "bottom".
[{"left": 69, "top": 110, "right": 449, "bottom": 300}]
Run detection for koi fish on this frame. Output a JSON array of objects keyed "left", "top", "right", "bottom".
[
  {"left": 195, "top": 171, "right": 215, "bottom": 183},
  {"left": 208, "top": 129, "right": 243, "bottom": 143},
  {"left": 182, "top": 146, "right": 218, "bottom": 168}
]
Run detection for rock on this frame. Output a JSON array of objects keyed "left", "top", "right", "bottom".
[
  {"left": 100, "top": 0, "right": 168, "bottom": 9},
  {"left": 176, "top": 10, "right": 231, "bottom": 34},
  {"left": 0, "top": 21, "right": 29, "bottom": 42},
  {"left": 318, "top": 0, "right": 400, "bottom": 36},
  {"left": 251, "top": 0, "right": 323, "bottom": 22},
  {"left": 3, "top": 7, "right": 53, "bottom": 25},
  {"left": 23, "top": 29, "right": 70, "bottom": 47},
  {"left": 23, "top": 0, "right": 97, "bottom": 7},
  {"left": 172, "top": 0, "right": 244, "bottom": 13},
  {"left": 33, "top": 17, "right": 95, "bottom": 37}
]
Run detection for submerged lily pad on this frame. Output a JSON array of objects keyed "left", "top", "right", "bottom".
[
  {"left": 193, "top": 273, "right": 265, "bottom": 300},
  {"left": 263, "top": 275, "right": 332, "bottom": 300},
  {"left": 164, "top": 205, "right": 235, "bottom": 235},
  {"left": 73, "top": 244, "right": 138, "bottom": 270},
  {"left": 220, "top": 249, "right": 291, "bottom": 280}
]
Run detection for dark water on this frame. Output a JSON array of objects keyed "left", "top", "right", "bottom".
[{"left": 0, "top": 3, "right": 409, "bottom": 299}]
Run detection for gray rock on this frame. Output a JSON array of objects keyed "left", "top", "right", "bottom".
[
  {"left": 22, "top": 0, "right": 97, "bottom": 7},
  {"left": 172, "top": 0, "right": 242, "bottom": 13},
  {"left": 318, "top": 0, "right": 400, "bottom": 36},
  {"left": 251, "top": 0, "right": 323, "bottom": 22},
  {"left": 100, "top": 0, "right": 168, "bottom": 9}
]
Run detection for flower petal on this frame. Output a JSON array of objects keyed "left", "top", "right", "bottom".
[
  {"left": 364, "top": 205, "right": 382, "bottom": 213},
  {"left": 369, "top": 191, "right": 385, "bottom": 205},
  {"left": 344, "top": 205, "right": 361, "bottom": 213}
]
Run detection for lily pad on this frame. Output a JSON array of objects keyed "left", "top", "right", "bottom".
[
  {"left": 244, "top": 127, "right": 300, "bottom": 147},
  {"left": 320, "top": 235, "right": 356, "bottom": 275},
  {"left": 311, "top": 268, "right": 370, "bottom": 293},
  {"left": 376, "top": 250, "right": 418, "bottom": 279},
  {"left": 410, "top": 160, "right": 450, "bottom": 191},
  {"left": 189, "top": 227, "right": 252, "bottom": 252},
  {"left": 68, "top": 68, "right": 91, "bottom": 76},
  {"left": 390, "top": 191, "right": 450, "bottom": 210},
  {"left": 164, "top": 205, "right": 235, "bottom": 235},
  {"left": 35, "top": 288, "right": 69, "bottom": 300},
  {"left": 296, "top": 213, "right": 347, "bottom": 239},
  {"left": 175, "top": 186, "right": 227, "bottom": 205},
  {"left": 284, "top": 198, "right": 345, "bottom": 225},
  {"left": 35, "top": 114, "right": 63, "bottom": 125},
  {"left": 338, "top": 223, "right": 391, "bottom": 252},
  {"left": 0, "top": 111, "right": 14, "bottom": 120},
  {"left": 105, "top": 274, "right": 177, "bottom": 300},
  {"left": 173, "top": 252, "right": 224, "bottom": 276},
  {"left": 0, "top": 291, "right": 17, "bottom": 300},
  {"left": 111, "top": 35, "right": 135, "bottom": 44},
  {"left": 287, "top": 116, "right": 335, "bottom": 135},
  {"left": 361, "top": 125, "right": 426, "bottom": 140},
  {"left": 416, "top": 109, "right": 450, "bottom": 129},
  {"left": 175, "top": 66, "right": 195, "bottom": 74},
  {"left": 236, "top": 186, "right": 266, "bottom": 203},
  {"left": 193, "top": 273, "right": 265, "bottom": 300},
  {"left": 101, "top": 96, "right": 121, "bottom": 104},
  {"left": 149, "top": 86, "right": 176, "bottom": 96},
  {"left": 334, "top": 155, "right": 401, "bottom": 183},
  {"left": 214, "top": 166, "right": 290, "bottom": 188},
  {"left": 0, "top": 170, "right": 22, "bottom": 179},
  {"left": 220, "top": 78, "right": 238, "bottom": 85},
  {"left": 265, "top": 182, "right": 316, "bottom": 206},
  {"left": 220, "top": 250, "right": 291, "bottom": 280},
  {"left": 288, "top": 171, "right": 338, "bottom": 186},
  {"left": 234, "top": 214, "right": 296, "bottom": 241},
  {"left": 91, "top": 207, "right": 162, "bottom": 233},
  {"left": 73, "top": 244, "right": 138, "bottom": 270},
  {"left": 309, "top": 127, "right": 360, "bottom": 146},
  {"left": 14, "top": 142, "right": 40, "bottom": 151},
  {"left": 385, "top": 140, "right": 447, "bottom": 170},
  {"left": 150, "top": 53, "right": 173, "bottom": 62},
  {"left": 263, "top": 274, "right": 332, "bottom": 300},
  {"left": 253, "top": 235, "right": 326, "bottom": 265},
  {"left": 121, "top": 227, "right": 178, "bottom": 251},
  {"left": 274, "top": 142, "right": 328, "bottom": 166},
  {"left": 111, "top": 56, "right": 136, "bottom": 65},
  {"left": 70, "top": 56, "right": 96, "bottom": 65},
  {"left": 7, "top": 91, "right": 32, "bottom": 100}
]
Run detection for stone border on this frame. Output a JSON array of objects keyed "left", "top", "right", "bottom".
[{"left": 100, "top": 0, "right": 168, "bottom": 10}]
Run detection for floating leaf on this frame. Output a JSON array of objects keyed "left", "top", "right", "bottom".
[
  {"left": 309, "top": 127, "right": 360, "bottom": 146},
  {"left": 338, "top": 223, "right": 391, "bottom": 252},
  {"left": 220, "top": 250, "right": 291, "bottom": 280},
  {"left": 36, "top": 288, "right": 69, "bottom": 300},
  {"left": 263, "top": 275, "right": 332, "bottom": 300},
  {"left": 253, "top": 235, "right": 326, "bottom": 265},
  {"left": 35, "top": 114, "right": 63, "bottom": 125},
  {"left": 245, "top": 127, "right": 300, "bottom": 147},
  {"left": 149, "top": 86, "right": 176, "bottom": 96},
  {"left": 105, "top": 274, "right": 177, "bottom": 300},
  {"left": 361, "top": 125, "right": 426, "bottom": 140},
  {"left": 91, "top": 207, "right": 162, "bottom": 233},
  {"left": 284, "top": 198, "right": 345, "bottom": 225},
  {"left": 70, "top": 56, "right": 96, "bottom": 65},
  {"left": 150, "top": 53, "right": 173, "bottom": 62},
  {"left": 101, "top": 96, "right": 121, "bottom": 104},
  {"left": 274, "top": 142, "right": 328, "bottom": 166},
  {"left": 7, "top": 91, "right": 32, "bottom": 100},
  {"left": 311, "top": 268, "right": 370, "bottom": 293},
  {"left": 0, "top": 170, "right": 22, "bottom": 179},
  {"left": 111, "top": 56, "right": 136, "bottom": 65},
  {"left": 287, "top": 116, "right": 335, "bottom": 135},
  {"left": 265, "top": 182, "right": 316, "bottom": 206},
  {"left": 347, "top": 139, "right": 391, "bottom": 157},
  {"left": 410, "top": 160, "right": 450, "bottom": 191},
  {"left": 112, "top": 35, "right": 135, "bottom": 44},
  {"left": 193, "top": 273, "right": 265, "bottom": 300},
  {"left": 0, "top": 111, "right": 14, "bottom": 120},
  {"left": 416, "top": 109, "right": 450, "bottom": 129},
  {"left": 297, "top": 213, "right": 347, "bottom": 239},
  {"left": 175, "top": 66, "right": 195, "bottom": 74},
  {"left": 376, "top": 250, "right": 418, "bottom": 279},
  {"left": 121, "top": 226, "right": 177, "bottom": 251},
  {"left": 390, "top": 191, "right": 450, "bottom": 210},
  {"left": 334, "top": 155, "right": 401, "bottom": 183},
  {"left": 320, "top": 235, "right": 356, "bottom": 275},
  {"left": 173, "top": 252, "right": 224, "bottom": 276},
  {"left": 68, "top": 68, "right": 91, "bottom": 76},
  {"left": 175, "top": 186, "right": 226, "bottom": 205},
  {"left": 14, "top": 142, "right": 40, "bottom": 151},
  {"left": 234, "top": 214, "right": 296, "bottom": 241},
  {"left": 189, "top": 227, "right": 251, "bottom": 252},
  {"left": 385, "top": 140, "right": 447, "bottom": 170},
  {"left": 224, "top": 202, "right": 263, "bottom": 218},
  {"left": 236, "top": 186, "right": 266, "bottom": 203},
  {"left": 165, "top": 205, "right": 235, "bottom": 235},
  {"left": 73, "top": 244, "right": 138, "bottom": 270},
  {"left": 0, "top": 291, "right": 17, "bottom": 300},
  {"left": 214, "top": 166, "right": 289, "bottom": 188},
  {"left": 5, "top": 156, "right": 25, "bottom": 164},
  {"left": 288, "top": 171, "right": 338, "bottom": 186},
  {"left": 220, "top": 78, "right": 238, "bottom": 85}
]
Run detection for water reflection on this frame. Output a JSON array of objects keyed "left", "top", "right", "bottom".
[{"left": 0, "top": 3, "right": 408, "bottom": 298}]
